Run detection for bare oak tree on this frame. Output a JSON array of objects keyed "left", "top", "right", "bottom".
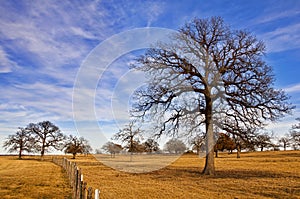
[
  {"left": 131, "top": 16, "right": 292, "bottom": 175},
  {"left": 27, "top": 121, "right": 65, "bottom": 159},
  {"left": 255, "top": 132, "right": 273, "bottom": 151},
  {"left": 164, "top": 138, "right": 187, "bottom": 154},
  {"left": 3, "top": 127, "right": 34, "bottom": 159},
  {"left": 144, "top": 138, "right": 160, "bottom": 153},
  {"left": 290, "top": 118, "right": 300, "bottom": 150},
  {"left": 102, "top": 141, "right": 123, "bottom": 157},
  {"left": 278, "top": 135, "right": 290, "bottom": 151},
  {"left": 190, "top": 135, "right": 205, "bottom": 155},
  {"left": 113, "top": 122, "right": 143, "bottom": 160}
]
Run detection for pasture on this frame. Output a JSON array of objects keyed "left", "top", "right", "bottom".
[
  {"left": 74, "top": 151, "right": 300, "bottom": 199},
  {"left": 0, "top": 151, "right": 299, "bottom": 198},
  {"left": 0, "top": 156, "right": 72, "bottom": 199}
]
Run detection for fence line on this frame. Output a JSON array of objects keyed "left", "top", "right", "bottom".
[{"left": 52, "top": 157, "right": 100, "bottom": 199}]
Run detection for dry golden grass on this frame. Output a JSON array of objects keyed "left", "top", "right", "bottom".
[
  {"left": 0, "top": 156, "right": 72, "bottom": 199},
  {"left": 0, "top": 151, "right": 299, "bottom": 198},
  {"left": 71, "top": 151, "right": 300, "bottom": 199}
]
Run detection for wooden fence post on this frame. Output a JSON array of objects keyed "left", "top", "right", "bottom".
[
  {"left": 73, "top": 166, "right": 78, "bottom": 199},
  {"left": 87, "top": 187, "right": 93, "bottom": 199},
  {"left": 82, "top": 182, "right": 87, "bottom": 199},
  {"left": 95, "top": 189, "right": 100, "bottom": 199},
  {"left": 52, "top": 157, "right": 100, "bottom": 199},
  {"left": 79, "top": 174, "right": 84, "bottom": 199},
  {"left": 76, "top": 169, "right": 81, "bottom": 199}
]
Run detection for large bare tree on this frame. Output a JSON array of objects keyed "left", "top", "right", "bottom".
[
  {"left": 27, "top": 121, "right": 65, "bottom": 159},
  {"left": 131, "top": 16, "right": 293, "bottom": 175}
]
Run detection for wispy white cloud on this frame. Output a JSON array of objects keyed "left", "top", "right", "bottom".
[
  {"left": 255, "top": 9, "right": 300, "bottom": 24},
  {"left": 145, "top": 1, "right": 166, "bottom": 27},
  {"left": 0, "top": 46, "right": 18, "bottom": 73},
  {"left": 259, "top": 23, "right": 300, "bottom": 52},
  {"left": 284, "top": 83, "right": 300, "bottom": 93},
  {"left": 0, "top": 82, "right": 73, "bottom": 123},
  {"left": 70, "top": 26, "right": 98, "bottom": 40}
]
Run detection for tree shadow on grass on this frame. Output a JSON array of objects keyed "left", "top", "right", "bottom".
[
  {"left": 148, "top": 166, "right": 300, "bottom": 181},
  {"left": 214, "top": 169, "right": 299, "bottom": 180}
]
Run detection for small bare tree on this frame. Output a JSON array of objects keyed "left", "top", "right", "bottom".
[
  {"left": 102, "top": 142, "right": 123, "bottom": 157},
  {"left": 255, "top": 132, "right": 273, "bottom": 151},
  {"left": 3, "top": 127, "right": 34, "bottom": 159},
  {"left": 64, "top": 135, "right": 92, "bottom": 159},
  {"left": 278, "top": 136, "right": 290, "bottom": 151},
  {"left": 290, "top": 118, "right": 300, "bottom": 150},
  {"left": 144, "top": 138, "right": 160, "bottom": 153},
  {"left": 164, "top": 138, "right": 187, "bottom": 154},
  {"left": 190, "top": 135, "right": 205, "bottom": 155},
  {"left": 113, "top": 122, "right": 143, "bottom": 160}
]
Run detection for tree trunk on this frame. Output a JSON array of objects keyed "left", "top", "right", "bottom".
[
  {"left": 203, "top": 148, "right": 215, "bottom": 175},
  {"left": 237, "top": 144, "right": 241, "bottom": 158},
  {"left": 41, "top": 149, "right": 45, "bottom": 160},
  {"left": 202, "top": 100, "right": 215, "bottom": 175},
  {"left": 261, "top": 147, "right": 263, "bottom": 152},
  {"left": 18, "top": 148, "right": 22, "bottom": 160},
  {"left": 41, "top": 140, "right": 45, "bottom": 160},
  {"left": 72, "top": 153, "right": 76, "bottom": 159},
  {"left": 215, "top": 150, "right": 218, "bottom": 158}
]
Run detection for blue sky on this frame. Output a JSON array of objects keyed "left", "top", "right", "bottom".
[{"left": 0, "top": 0, "right": 299, "bottom": 153}]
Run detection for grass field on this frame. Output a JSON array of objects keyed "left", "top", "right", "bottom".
[
  {"left": 73, "top": 151, "right": 300, "bottom": 199},
  {"left": 0, "top": 151, "right": 299, "bottom": 198},
  {"left": 0, "top": 156, "right": 72, "bottom": 199}
]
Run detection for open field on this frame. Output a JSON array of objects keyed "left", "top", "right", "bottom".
[
  {"left": 72, "top": 151, "right": 300, "bottom": 199},
  {"left": 0, "top": 151, "right": 299, "bottom": 198},
  {"left": 0, "top": 156, "right": 72, "bottom": 199}
]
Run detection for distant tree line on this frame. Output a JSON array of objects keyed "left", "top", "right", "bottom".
[
  {"left": 99, "top": 122, "right": 188, "bottom": 157},
  {"left": 102, "top": 118, "right": 300, "bottom": 159},
  {"left": 100, "top": 137, "right": 187, "bottom": 157},
  {"left": 3, "top": 121, "right": 92, "bottom": 159},
  {"left": 208, "top": 118, "right": 300, "bottom": 158}
]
